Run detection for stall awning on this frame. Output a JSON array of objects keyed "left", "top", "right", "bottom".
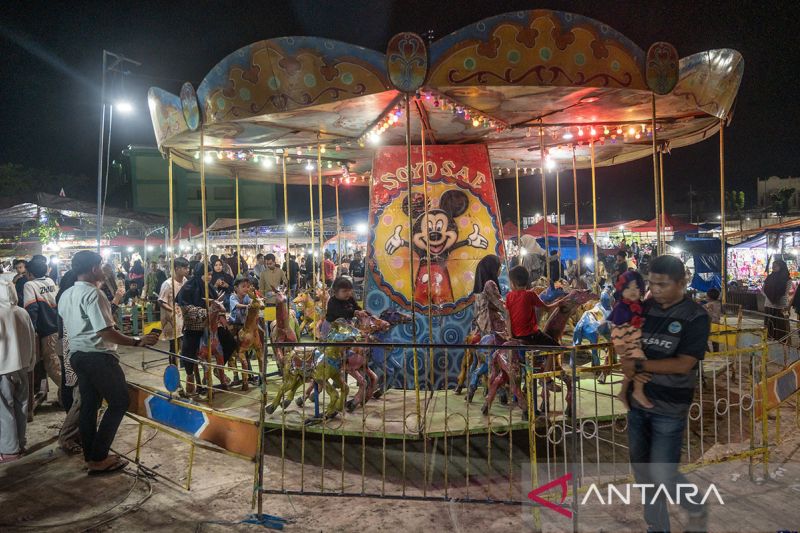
[
  {"left": 206, "top": 218, "right": 263, "bottom": 232},
  {"left": 502, "top": 221, "right": 519, "bottom": 238},
  {"left": 630, "top": 215, "right": 698, "bottom": 233},
  {"left": 522, "top": 220, "right": 567, "bottom": 237}
]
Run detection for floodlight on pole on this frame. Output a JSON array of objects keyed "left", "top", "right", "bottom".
[
  {"left": 96, "top": 50, "right": 141, "bottom": 252},
  {"left": 115, "top": 101, "right": 133, "bottom": 114}
]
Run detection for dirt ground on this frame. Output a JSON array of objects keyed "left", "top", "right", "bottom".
[{"left": 3, "top": 340, "right": 800, "bottom": 532}]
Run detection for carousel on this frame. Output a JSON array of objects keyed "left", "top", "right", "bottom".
[{"left": 132, "top": 9, "right": 743, "bottom": 513}]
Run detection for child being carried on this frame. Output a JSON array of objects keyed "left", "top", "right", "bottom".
[{"left": 610, "top": 271, "right": 652, "bottom": 409}]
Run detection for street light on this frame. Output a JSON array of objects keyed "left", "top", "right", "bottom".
[
  {"left": 115, "top": 101, "right": 133, "bottom": 114},
  {"left": 96, "top": 50, "right": 141, "bottom": 252}
]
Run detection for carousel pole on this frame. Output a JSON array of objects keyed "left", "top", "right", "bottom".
[
  {"left": 317, "top": 145, "right": 325, "bottom": 287},
  {"left": 235, "top": 170, "right": 241, "bottom": 277},
  {"left": 572, "top": 146, "right": 580, "bottom": 281},
  {"left": 335, "top": 178, "right": 341, "bottom": 267},
  {"left": 720, "top": 119, "right": 727, "bottom": 304},
  {"left": 556, "top": 168, "right": 562, "bottom": 279},
  {"left": 651, "top": 94, "right": 662, "bottom": 255},
  {"left": 590, "top": 140, "right": 599, "bottom": 289},
  {"left": 539, "top": 125, "right": 550, "bottom": 281},
  {"left": 404, "top": 93, "right": 422, "bottom": 429},
  {"left": 659, "top": 148, "right": 666, "bottom": 252},
  {"left": 282, "top": 156, "right": 291, "bottom": 300},
  {"left": 168, "top": 150, "right": 178, "bottom": 362},
  {"left": 199, "top": 127, "right": 213, "bottom": 405},
  {"left": 515, "top": 161, "right": 521, "bottom": 244},
  {"left": 308, "top": 166, "right": 316, "bottom": 286},
  {"left": 420, "top": 118, "right": 434, "bottom": 498}
]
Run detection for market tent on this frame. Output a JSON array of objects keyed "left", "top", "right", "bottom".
[
  {"left": 630, "top": 215, "right": 698, "bottom": 233},
  {"left": 110, "top": 236, "right": 146, "bottom": 247},
  {"left": 172, "top": 222, "right": 202, "bottom": 239},
  {"left": 727, "top": 217, "right": 800, "bottom": 241},
  {"left": 324, "top": 231, "right": 366, "bottom": 248},
  {"left": 522, "top": 220, "right": 566, "bottom": 237},
  {"left": 0, "top": 192, "right": 166, "bottom": 228},
  {"left": 561, "top": 219, "right": 647, "bottom": 233},
  {"left": 672, "top": 237, "right": 721, "bottom": 292},
  {"left": 206, "top": 218, "right": 262, "bottom": 232},
  {"left": 536, "top": 236, "right": 595, "bottom": 261}
]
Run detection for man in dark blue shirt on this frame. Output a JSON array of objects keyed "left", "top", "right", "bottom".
[{"left": 621, "top": 254, "right": 710, "bottom": 533}]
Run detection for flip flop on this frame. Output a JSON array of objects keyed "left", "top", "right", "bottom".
[{"left": 87, "top": 457, "right": 127, "bottom": 476}]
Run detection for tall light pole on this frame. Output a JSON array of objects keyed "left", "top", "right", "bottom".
[{"left": 96, "top": 50, "right": 140, "bottom": 251}]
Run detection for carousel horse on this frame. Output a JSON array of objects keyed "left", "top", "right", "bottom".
[
  {"left": 481, "top": 339, "right": 528, "bottom": 419},
  {"left": 265, "top": 346, "right": 317, "bottom": 414},
  {"left": 232, "top": 289, "right": 265, "bottom": 391},
  {"left": 293, "top": 291, "right": 320, "bottom": 337},
  {"left": 311, "top": 286, "right": 330, "bottom": 340},
  {"left": 572, "top": 289, "right": 613, "bottom": 369},
  {"left": 455, "top": 329, "right": 483, "bottom": 395},
  {"left": 198, "top": 298, "right": 230, "bottom": 389},
  {"left": 306, "top": 319, "right": 359, "bottom": 422},
  {"left": 536, "top": 289, "right": 598, "bottom": 415},
  {"left": 269, "top": 288, "right": 297, "bottom": 371},
  {"left": 343, "top": 312, "right": 388, "bottom": 412},
  {"left": 465, "top": 332, "right": 507, "bottom": 403},
  {"left": 367, "top": 309, "right": 414, "bottom": 399}
]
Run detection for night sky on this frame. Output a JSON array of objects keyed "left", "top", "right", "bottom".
[{"left": 2, "top": 0, "right": 798, "bottom": 224}]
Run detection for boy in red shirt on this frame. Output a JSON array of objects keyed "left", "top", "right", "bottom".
[{"left": 505, "top": 266, "right": 562, "bottom": 402}]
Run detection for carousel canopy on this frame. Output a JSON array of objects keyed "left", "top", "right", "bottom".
[{"left": 147, "top": 10, "right": 743, "bottom": 186}]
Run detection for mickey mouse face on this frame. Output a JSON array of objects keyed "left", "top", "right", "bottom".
[
  {"left": 403, "top": 189, "right": 469, "bottom": 258},
  {"left": 413, "top": 210, "right": 458, "bottom": 255}
]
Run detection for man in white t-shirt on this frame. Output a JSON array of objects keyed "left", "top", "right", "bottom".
[
  {"left": 0, "top": 300, "right": 36, "bottom": 463},
  {"left": 58, "top": 251, "right": 158, "bottom": 475},
  {"left": 158, "top": 257, "right": 189, "bottom": 365}
]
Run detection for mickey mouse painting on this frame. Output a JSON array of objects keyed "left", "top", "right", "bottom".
[{"left": 385, "top": 189, "right": 489, "bottom": 306}]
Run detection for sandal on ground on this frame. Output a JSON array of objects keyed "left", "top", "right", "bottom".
[
  {"left": 0, "top": 453, "right": 23, "bottom": 464},
  {"left": 59, "top": 442, "right": 83, "bottom": 455},
  {"left": 87, "top": 456, "right": 128, "bottom": 476}
]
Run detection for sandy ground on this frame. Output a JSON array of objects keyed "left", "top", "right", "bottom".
[{"left": 2, "top": 337, "right": 800, "bottom": 532}]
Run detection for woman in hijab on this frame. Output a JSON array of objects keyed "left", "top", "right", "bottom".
[
  {"left": 176, "top": 263, "right": 236, "bottom": 395},
  {"left": 211, "top": 258, "right": 235, "bottom": 310},
  {"left": 128, "top": 259, "right": 145, "bottom": 288},
  {"left": 763, "top": 258, "right": 793, "bottom": 343},
  {"left": 456, "top": 254, "right": 507, "bottom": 395}
]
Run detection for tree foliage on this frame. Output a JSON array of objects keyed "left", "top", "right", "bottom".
[
  {"left": 770, "top": 187, "right": 795, "bottom": 217},
  {"left": 0, "top": 163, "right": 95, "bottom": 200}
]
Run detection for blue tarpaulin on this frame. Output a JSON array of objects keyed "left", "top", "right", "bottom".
[
  {"left": 671, "top": 238, "right": 722, "bottom": 292},
  {"left": 535, "top": 236, "right": 595, "bottom": 261}
]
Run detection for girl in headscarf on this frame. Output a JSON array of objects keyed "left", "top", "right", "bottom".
[
  {"left": 762, "top": 258, "right": 793, "bottom": 343},
  {"left": 176, "top": 263, "right": 235, "bottom": 395},
  {"left": 456, "top": 254, "right": 507, "bottom": 395},
  {"left": 471, "top": 254, "right": 506, "bottom": 335},
  {"left": 211, "top": 259, "right": 235, "bottom": 311}
]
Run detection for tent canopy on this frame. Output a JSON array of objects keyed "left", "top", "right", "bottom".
[
  {"left": 630, "top": 215, "right": 698, "bottom": 233},
  {"left": 173, "top": 221, "right": 202, "bottom": 239},
  {"left": 502, "top": 221, "right": 519, "bottom": 239},
  {"left": 147, "top": 10, "right": 743, "bottom": 185},
  {"left": 522, "top": 219, "right": 567, "bottom": 237},
  {"left": 0, "top": 192, "right": 165, "bottom": 229}
]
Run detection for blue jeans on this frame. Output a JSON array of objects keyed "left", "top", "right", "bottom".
[{"left": 627, "top": 407, "right": 702, "bottom": 532}]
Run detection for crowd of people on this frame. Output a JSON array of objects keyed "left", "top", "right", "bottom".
[{"left": 0, "top": 241, "right": 727, "bottom": 528}]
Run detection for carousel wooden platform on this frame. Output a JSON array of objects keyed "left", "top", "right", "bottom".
[{"left": 120, "top": 342, "right": 629, "bottom": 441}]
